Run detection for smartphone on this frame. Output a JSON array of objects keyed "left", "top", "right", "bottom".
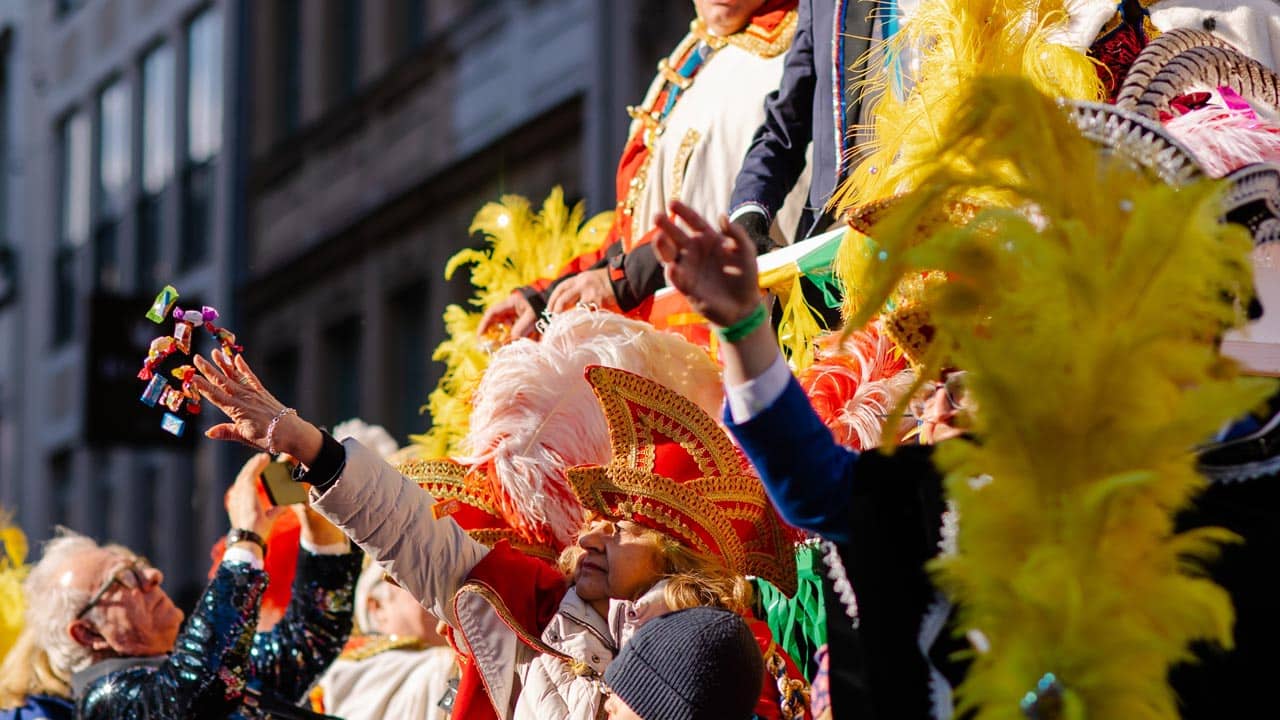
[{"left": 260, "top": 460, "right": 308, "bottom": 506}]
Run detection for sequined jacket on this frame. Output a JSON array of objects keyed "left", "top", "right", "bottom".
[{"left": 73, "top": 549, "right": 360, "bottom": 720}]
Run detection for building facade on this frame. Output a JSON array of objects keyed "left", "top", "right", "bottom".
[
  {"left": 240, "top": 0, "right": 689, "bottom": 443},
  {"left": 0, "top": 0, "right": 694, "bottom": 605},
  {"left": 0, "top": 0, "right": 242, "bottom": 606}
]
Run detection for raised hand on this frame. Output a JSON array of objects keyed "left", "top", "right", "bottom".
[
  {"left": 546, "top": 268, "right": 619, "bottom": 314},
  {"left": 652, "top": 200, "right": 762, "bottom": 328},
  {"left": 226, "top": 453, "right": 289, "bottom": 538},
  {"left": 192, "top": 350, "right": 323, "bottom": 465},
  {"left": 477, "top": 291, "right": 539, "bottom": 343}
]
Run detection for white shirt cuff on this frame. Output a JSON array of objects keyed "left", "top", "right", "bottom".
[
  {"left": 221, "top": 546, "right": 264, "bottom": 570},
  {"left": 725, "top": 352, "right": 792, "bottom": 424},
  {"left": 729, "top": 203, "right": 771, "bottom": 223},
  {"left": 299, "top": 535, "right": 351, "bottom": 556}
]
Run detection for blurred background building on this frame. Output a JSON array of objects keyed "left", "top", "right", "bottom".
[{"left": 0, "top": 0, "right": 690, "bottom": 606}]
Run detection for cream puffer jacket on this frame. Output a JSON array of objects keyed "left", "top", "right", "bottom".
[
  {"left": 311, "top": 440, "right": 675, "bottom": 720},
  {"left": 514, "top": 581, "right": 673, "bottom": 720}
]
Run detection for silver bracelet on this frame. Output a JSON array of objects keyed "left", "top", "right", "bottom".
[{"left": 266, "top": 407, "right": 297, "bottom": 456}]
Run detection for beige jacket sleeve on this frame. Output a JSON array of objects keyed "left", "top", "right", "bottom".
[{"left": 310, "top": 438, "right": 490, "bottom": 626}]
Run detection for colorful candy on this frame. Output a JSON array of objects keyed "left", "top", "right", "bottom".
[
  {"left": 140, "top": 375, "right": 168, "bottom": 407},
  {"left": 160, "top": 412, "right": 186, "bottom": 437},
  {"left": 145, "top": 285, "right": 180, "bottom": 324},
  {"left": 136, "top": 287, "right": 243, "bottom": 437}
]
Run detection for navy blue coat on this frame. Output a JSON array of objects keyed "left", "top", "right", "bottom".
[{"left": 729, "top": 0, "right": 878, "bottom": 238}]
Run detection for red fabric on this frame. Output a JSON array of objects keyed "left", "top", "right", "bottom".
[
  {"left": 749, "top": 618, "right": 812, "bottom": 720},
  {"left": 1089, "top": 20, "right": 1148, "bottom": 103},
  {"left": 449, "top": 542, "right": 568, "bottom": 720},
  {"left": 207, "top": 489, "right": 302, "bottom": 631}
]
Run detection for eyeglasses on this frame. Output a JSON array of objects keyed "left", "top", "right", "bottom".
[{"left": 75, "top": 557, "right": 153, "bottom": 619}]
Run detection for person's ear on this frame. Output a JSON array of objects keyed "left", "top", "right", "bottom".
[
  {"left": 365, "top": 595, "right": 384, "bottom": 634},
  {"left": 68, "top": 619, "right": 112, "bottom": 652}
]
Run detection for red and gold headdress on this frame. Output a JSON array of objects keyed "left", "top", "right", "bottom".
[
  {"left": 565, "top": 366, "right": 799, "bottom": 596},
  {"left": 399, "top": 458, "right": 559, "bottom": 562}
]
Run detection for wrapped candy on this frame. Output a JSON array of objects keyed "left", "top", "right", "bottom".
[
  {"left": 160, "top": 412, "right": 186, "bottom": 437},
  {"left": 140, "top": 375, "right": 168, "bottom": 407},
  {"left": 145, "top": 285, "right": 180, "bottom": 324},
  {"left": 137, "top": 289, "right": 241, "bottom": 435},
  {"left": 159, "top": 386, "right": 185, "bottom": 413},
  {"left": 171, "top": 365, "right": 202, "bottom": 414},
  {"left": 208, "top": 324, "right": 243, "bottom": 355},
  {"left": 137, "top": 336, "right": 177, "bottom": 380},
  {"left": 173, "top": 320, "right": 194, "bottom": 354}
]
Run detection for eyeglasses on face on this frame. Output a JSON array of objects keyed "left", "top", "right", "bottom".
[{"left": 75, "top": 557, "right": 153, "bottom": 619}]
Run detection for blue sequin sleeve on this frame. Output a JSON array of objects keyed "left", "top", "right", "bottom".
[{"left": 246, "top": 548, "right": 361, "bottom": 702}]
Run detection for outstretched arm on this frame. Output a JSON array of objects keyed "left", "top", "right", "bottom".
[{"left": 652, "top": 201, "right": 857, "bottom": 541}]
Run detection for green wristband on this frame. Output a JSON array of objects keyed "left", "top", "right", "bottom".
[{"left": 715, "top": 303, "right": 767, "bottom": 343}]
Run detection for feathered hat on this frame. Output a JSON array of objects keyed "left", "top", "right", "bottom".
[
  {"left": 398, "top": 457, "right": 558, "bottom": 562},
  {"left": 565, "top": 366, "right": 800, "bottom": 596}
]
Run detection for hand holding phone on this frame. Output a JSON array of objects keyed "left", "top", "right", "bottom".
[{"left": 260, "top": 460, "right": 308, "bottom": 506}]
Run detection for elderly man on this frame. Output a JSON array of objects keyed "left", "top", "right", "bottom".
[
  {"left": 20, "top": 454, "right": 360, "bottom": 719},
  {"left": 310, "top": 563, "right": 458, "bottom": 720}
]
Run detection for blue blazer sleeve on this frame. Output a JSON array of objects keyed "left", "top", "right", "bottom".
[
  {"left": 728, "top": 0, "right": 817, "bottom": 220},
  {"left": 726, "top": 375, "right": 858, "bottom": 544}
]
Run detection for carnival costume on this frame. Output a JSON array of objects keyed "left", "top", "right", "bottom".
[
  {"left": 521, "top": 1, "right": 809, "bottom": 321},
  {"left": 73, "top": 548, "right": 360, "bottom": 720},
  {"left": 310, "top": 630, "right": 458, "bottom": 720},
  {"left": 304, "top": 356, "right": 808, "bottom": 720}
]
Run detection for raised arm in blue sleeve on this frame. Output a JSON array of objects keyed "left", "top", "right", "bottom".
[{"left": 726, "top": 375, "right": 857, "bottom": 544}]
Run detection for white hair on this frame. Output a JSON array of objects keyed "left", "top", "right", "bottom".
[
  {"left": 332, "top": 419, "right": 399, "bottom": 460},
  {"left": 23, "top": 529, "right": 104, "bottom": 676}
]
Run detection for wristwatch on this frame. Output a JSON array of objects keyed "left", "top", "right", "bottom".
[{"left": 227, "top": 528, "right": 267, "bottom": 554}]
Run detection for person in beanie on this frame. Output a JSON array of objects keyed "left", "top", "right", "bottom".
[{"left": 602, "top": 607, "right": 764, "bottom": 720}]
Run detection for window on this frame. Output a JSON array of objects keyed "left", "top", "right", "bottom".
[
  {"left": 92, "top": 452, "right": 114, "bottom": 541},
  {"left": 263, "top": 347, "right": 299, "bottom": 409},
  {"left": 330, "top": 0, "right": 362, "bottom": 100},
  {"left": 182, "top": 7, "right": 222, "bottom": 269},
  {"left": 276, "top": 0, "right": 301, "bottom": 137},
  {"left": 405, "top": 0, "right": 427, "bottom": 51},
  {"left": 187, "top": 8, "right": 223, "bottom": 164},
  {"left": 387, "top": 282, "right": 428, "bottom": 444},
  {"left": 49, "top": 450, "right": 73, "bottom": 529},
  {"left": 138, "top": 461, "right": 158, "bottom": 558},
  {"left": 324, "top": 317, "right": 362, "bottom": 426},
  {"left": 138, "top": 45, "right": 174, "bottom": 292},
  {"left": 95, "top": 79, "right": 131, "bottom": 290},
  {"left": 389, "top": 0, "right": 427, "bottom": 58},
  {"left": 142, "top": 45, "right": 175, "bottom": 195},
  {"left": 54, "top": 111, "right": 89, "bottom": 346}
]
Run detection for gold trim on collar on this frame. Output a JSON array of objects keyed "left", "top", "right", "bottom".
[
  {"left": 691, "top": 10, "right": 799, "bottom": 59},
  {"left": 338, "top": 634, "right": 429, "bottom": 662}
]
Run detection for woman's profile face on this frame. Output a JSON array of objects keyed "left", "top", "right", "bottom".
[{"left": 574, "top": 519, "right": 665, "bottom": 602}]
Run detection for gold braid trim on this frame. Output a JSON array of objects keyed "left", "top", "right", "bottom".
[
  {"left": 338, "top": 634, "right": 430, "bottom": 662},
  {"left": 691, "top": 11, "right": 799, "bottom": 59},
  {"left": 454, "top": 581, "right": 602, "bottom": 681},
  {"left": 669, "top": 129, "right": 702, "bottom": 204}
]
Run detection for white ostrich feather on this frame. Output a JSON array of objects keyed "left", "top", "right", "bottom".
[{"left": 459, "top": 308, "right": 723, "bottom": 549}]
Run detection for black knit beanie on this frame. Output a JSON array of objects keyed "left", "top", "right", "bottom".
[{"left": 603, "top": 607, "right": 764, "bottom": 720}]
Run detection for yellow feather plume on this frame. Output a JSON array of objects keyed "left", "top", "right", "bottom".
[
  {"left": 834, "top": 0, "right": 1104, "bottom": 318},
  {"left": 413, "top": 188, "right": 613, "bottom": 455},
  {"left": 0, "top": 510, "right": 28, "bottom": 663},
  {"left": 852, "top": 77, "right": 1275, "bottom": 720}
]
